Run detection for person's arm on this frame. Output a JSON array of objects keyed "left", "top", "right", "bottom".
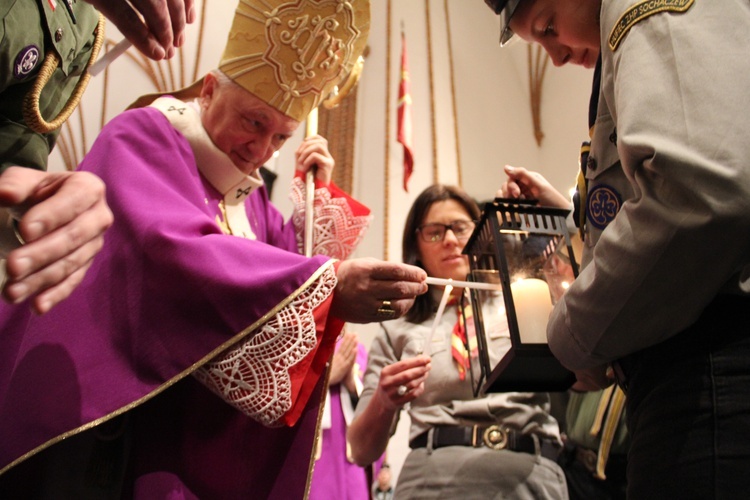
[
  {"left": 331, "top": 258, "right": 426, "bottom": 323},
  {"left": 548, "top": 2, "right": 750, "bottom": 369},
  {"left": 194, "top": 258, "right": 427, "bottom": 427},
  {"left": 290, "top": 135, "right": 372, "bottom": 260},
  {"left": 84, "top": 0, "right": 196, "bottom": 60},
  {"left": 499, "top": 165, "right": 571, "bottom": 209},
  {"left": 348, "top": 328, "right": 431, "bottom": 465},
  {"left": 498, "top": 167, "right": 607, "bottom": 388},
  {"left": 294, "top": 134, "right": 335, "bottom": 186},
  {"left": 0, "top": 167, "right": 113, "bottom": 314}
]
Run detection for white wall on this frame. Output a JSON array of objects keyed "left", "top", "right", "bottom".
[{"left": 48, "top": 0, "right": 594, "bottom": 486}]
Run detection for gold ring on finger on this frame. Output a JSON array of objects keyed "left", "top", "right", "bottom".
[{"left": 376, "top": 300, "right": 397, "bottom": 320}]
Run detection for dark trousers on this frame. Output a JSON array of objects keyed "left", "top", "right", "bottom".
[
  {"left": 619, "top": 295, "right": 750, "bottom": 500},
  {"left": 558, "top": 447, "right": 627, "bottom": 500}
]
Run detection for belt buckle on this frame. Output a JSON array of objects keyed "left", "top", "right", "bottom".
[{"left": 481, "top": 425, "right": 508, "bottom": 450}]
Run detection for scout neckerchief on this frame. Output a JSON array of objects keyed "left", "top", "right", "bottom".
[
  {"left": 450, "top": 290, "right": 478, "bottom": 380},
  {"left": 572, "top": 55, "right": 602, "bottom": 240}
]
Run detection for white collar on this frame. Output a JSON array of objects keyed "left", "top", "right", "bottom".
[{"left": 150, "top": 97, "right": 262, "bottom": 239}]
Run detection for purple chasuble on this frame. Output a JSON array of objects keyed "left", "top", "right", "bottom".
[
  {"left": 309, "top": 342, "right": 382, "bottom": 500},
  {"left": 0, "top": 106, "right": 335, "bottom": 497}
]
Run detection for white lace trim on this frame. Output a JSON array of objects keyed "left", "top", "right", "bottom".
[
  {"left": 290, "top": 178, "right": 372, "bottom": 260},
  {"left": 193, "top": 264, "right": 338, "bottom": 427}
]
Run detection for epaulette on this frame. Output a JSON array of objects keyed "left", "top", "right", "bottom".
[{"left": 608, "top": 0, "right": 695, "bottom": 51}]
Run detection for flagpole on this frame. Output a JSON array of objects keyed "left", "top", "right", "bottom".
[
  {"left": 305, "top": 57, "right": 365, "bottom": 258},
  {"left": 384, "top": 0, "right": 393, "bottom": 261}
]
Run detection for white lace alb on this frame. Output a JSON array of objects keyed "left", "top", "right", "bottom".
[
  {"left": 290, "top": 178, "right": 371, "bottom": 260},
  {"left": 194, "top": 264, "right": 337, "bottom": 427}
]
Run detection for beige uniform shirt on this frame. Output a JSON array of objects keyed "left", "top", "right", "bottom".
[
  {"left": 357, "top": 295, "right": 562, "bottom": 444},
  {"left": 548, "top": 0, "right": 750, "bottom": 369}
]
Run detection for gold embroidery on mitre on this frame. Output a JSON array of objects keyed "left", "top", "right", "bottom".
[
  {"left": 219, "top": 0, "right": 370, "bottom": 122},
  {"left": 609, "top": 0, "right": 694, "bottom": 51}
]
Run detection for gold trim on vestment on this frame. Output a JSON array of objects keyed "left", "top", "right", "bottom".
[
  {"left": 303, "top": 356, "right": 335, "bottom": 500},
  {"left": 0, "top": 259, "right": 338, "bottom": 477}
]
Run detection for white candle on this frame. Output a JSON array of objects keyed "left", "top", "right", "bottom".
[
  {"left": 510, "top": 278, "right": 553, "bottom": 344},
  {"left": 428, "top": 284, "right": 453, "bottom": 355},
  {"left": 425, "top": 276, "right": 502, "bottom": 291}
]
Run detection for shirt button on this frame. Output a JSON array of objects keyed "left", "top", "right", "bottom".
[
  {"left": 586, "top": 156, "right": 597, "bottom": 171},
  {"left": 55, "top": 28, "right": 64, "bottom": 42}
]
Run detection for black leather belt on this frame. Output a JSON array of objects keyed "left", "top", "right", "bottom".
[{"left": 409, "top": 425, "right": 560, "bottom": 461}]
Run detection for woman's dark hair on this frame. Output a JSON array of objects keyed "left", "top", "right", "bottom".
[{"left": 402, "top": 184, "right": 481, "bottom": 324}]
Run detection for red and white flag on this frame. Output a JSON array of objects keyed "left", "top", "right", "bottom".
[{"left": 397, "top": 31, "right": 414, "bottom": 192}]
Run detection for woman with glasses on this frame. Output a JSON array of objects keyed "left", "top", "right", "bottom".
[{"left": 348, "top": 184, "right": 567, "bottom": 499}]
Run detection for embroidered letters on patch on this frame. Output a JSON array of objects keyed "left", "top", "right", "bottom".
[{"left": 609, "top": 0, "right": 694, "bottom": 51}]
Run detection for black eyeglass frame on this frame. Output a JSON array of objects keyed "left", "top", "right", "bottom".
[{"left": 416, "top": 220, "right": 477, "bottom": 243}]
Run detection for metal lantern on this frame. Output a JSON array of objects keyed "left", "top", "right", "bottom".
[{"left": 463, "top": 198, "right": 579, "bottom": 394}]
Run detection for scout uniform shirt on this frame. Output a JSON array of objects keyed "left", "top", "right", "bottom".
[{"left": 549, "top": 0, "right": 750, "bottom": 369}]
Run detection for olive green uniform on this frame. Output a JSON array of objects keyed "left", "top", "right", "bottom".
[{"left": 0, "top": 0, "right": 99, "bottom": 171}]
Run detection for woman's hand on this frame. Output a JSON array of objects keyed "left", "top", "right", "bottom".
[
  {"left": 329, "top": 331, "right": 359, "bottom": 387},
  {"left": 375, "top": 355, "right": 431, "bottom": 410}
]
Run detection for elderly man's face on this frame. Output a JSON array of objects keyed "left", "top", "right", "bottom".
[
  {"left": 200, "top": 73, "right": 300, "bottom": 175},
  {"left": 509, "top": 0, "right": 601, "bottom": 68}
]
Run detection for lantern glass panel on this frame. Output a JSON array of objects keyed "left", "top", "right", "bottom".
[
  {"left": 504, "top": 232, "right": 573, "bottom": 344},
  {"left": 463, "top": 270, "right": 510, "bottom": 396},
  {"left": 463, "top": 199, "right": 578, "bottom": 393}
]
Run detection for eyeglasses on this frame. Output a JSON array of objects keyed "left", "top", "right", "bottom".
[{"left": 417, "top": 220, "right": 476, "bottom": 243}]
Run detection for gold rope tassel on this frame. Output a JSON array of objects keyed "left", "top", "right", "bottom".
[
  {"left": 595, "top": 386, "right": 626, "bottom": 480},
  {"left": 589, "top": 384, "right": 614, "bottom": 437},
  {"left": 587, "top": 385, "right": 626, "bottom": 481},
  {"left": 23, "top": 14, "right": 106, "bottom": 134},
  {"left": 528, "top": 44, "right": 549, "bottom": 147}
]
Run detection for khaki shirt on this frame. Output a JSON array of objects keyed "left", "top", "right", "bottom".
[
  {"left": 357, "top": 295, "right": 562, "bottom": 445},
  {"left": 0, "top": 0, "right": 99, "bottom": 171},
  {"left": 548, "top": 0, "right": 750, "bottom": 369}
]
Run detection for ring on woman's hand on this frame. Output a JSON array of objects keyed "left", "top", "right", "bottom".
[
  {"left": 397, "top": 385, "right": 408, "bottom": 396},
  {"left": 376, "top": 300, "right": 397, "bottom": 320}
]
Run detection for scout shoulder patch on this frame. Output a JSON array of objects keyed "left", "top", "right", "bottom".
[
  {"left": 586, "top": 183, "right": 622, "bottom": 230},
  {"left": 609, "top": 0, "right": 694, "bottom": 51}
]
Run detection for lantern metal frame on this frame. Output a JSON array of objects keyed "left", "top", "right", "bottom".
[{"left": 463, "top": 198, "right": 579, "bottom": 394}]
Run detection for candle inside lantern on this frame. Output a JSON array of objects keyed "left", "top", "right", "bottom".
[{"left": 510, "top": 278, "right": 553, "bottom": 344}]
